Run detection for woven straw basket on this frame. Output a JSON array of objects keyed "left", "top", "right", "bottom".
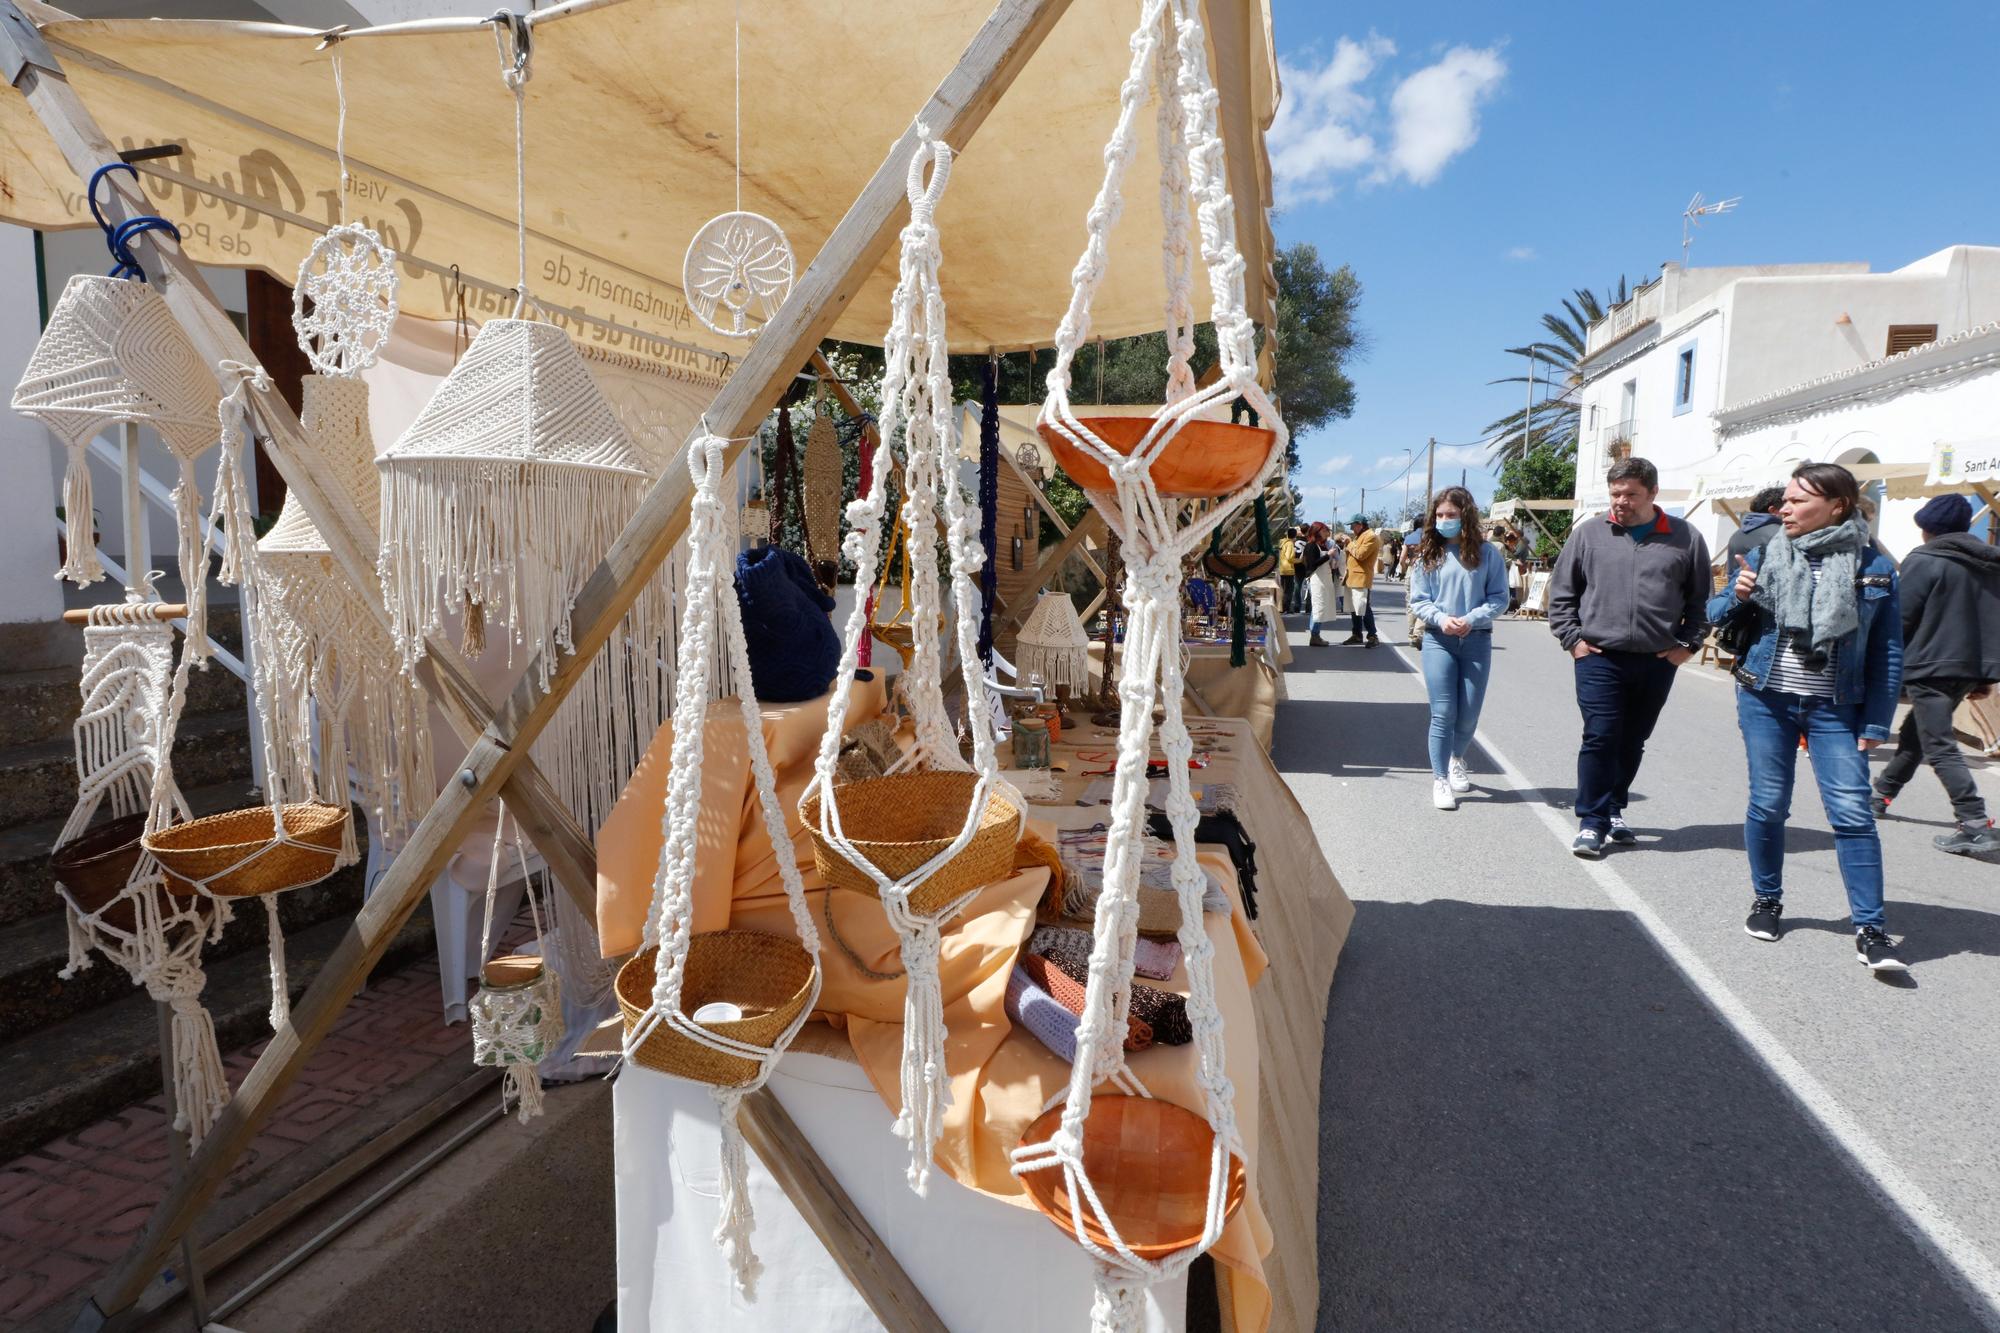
[
  {"left": 1018, "top": 1095, "right": 1248, "bottom": 1259},
  {"left": 800, "top": 770, "right": 1022, "bottom": 916},
  {"left": 616, "top": 931, "right": 817, "bottom": 1087},
  {"left": 143, "top": 802, "right": 350, "bottom": 897},
  {"left": 52, "top": 812, "right": 190, "bottom": 932}
]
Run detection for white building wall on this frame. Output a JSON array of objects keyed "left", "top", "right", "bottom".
[{"left": 0, "top": 225, "right": 66, "bottom": 627}]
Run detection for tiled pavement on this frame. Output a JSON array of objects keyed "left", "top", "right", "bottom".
[{"left": 0, "top": 941, "right": 488, "bottom": 1329}]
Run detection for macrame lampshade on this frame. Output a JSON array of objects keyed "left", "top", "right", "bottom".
[
  {"left": 11, "top": 274, "right": 219, "bottom": 585},
  {"left": 256, "top": 375, "right": 433, "bottom": 849},
  {"left": 376, "top": 318, "right": 650, "bottom": 684},
  {"left": 1015, "top": 591, "right": 1092, "bottom": 693}
]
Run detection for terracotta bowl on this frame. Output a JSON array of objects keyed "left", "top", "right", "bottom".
[
  {"left": 1017, "top": 1095, "right": 1247, "bottom": 1259},
  {"left": 1037, "top": 417, "right": 1275, "bottom": 497}
]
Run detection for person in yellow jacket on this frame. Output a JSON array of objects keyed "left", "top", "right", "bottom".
[
  {"left": 1342, "top": 514, "right": 1382, "bottom": 647},
  {"left": 1276, "top": 524, "right": 1300, "bottom": 614}
]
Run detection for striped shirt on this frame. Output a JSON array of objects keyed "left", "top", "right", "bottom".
[{"left": 1764, "top": 557, "right": 1838, "bottom": 697}]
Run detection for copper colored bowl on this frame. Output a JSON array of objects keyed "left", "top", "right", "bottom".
[
  {"left": 51, "top": 813, "right": 194, "bottom": 933},
  {"left": 1037, "top": 417, "right": 1276, "bottom": 497},
  {"left": 1017, "top": 1094, "right": 1247, "bottom": 1259}
]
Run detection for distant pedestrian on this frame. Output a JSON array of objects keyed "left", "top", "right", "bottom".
[
  {"left": 1277, "top": 525, "right": 1300, "bottom": 615},
  {"left": 1873, "top": 492, "right": 2000, "bottom": 855},
  {"left": 1723, "top": 485, "right": 1788, "bottom": 569},
  {"left": 1341, "top": 515, "right": 1381, "bottom": 647},
  {"left": 1304, "top": 522, "right": 1341, "bottom": 646},
  {"left": 1548, "top": 456, "right": 1711, "bottom": 858},
  {"left": 1408, "top": 487, "right": 1509, "bottom": 811},
  {"left": 1707, "top": 463, "right": 1907, "bottom": 972}
]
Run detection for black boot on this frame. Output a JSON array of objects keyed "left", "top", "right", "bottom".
[{"left": 1339, "top": 633, "right": 1363, "bottom": 646}]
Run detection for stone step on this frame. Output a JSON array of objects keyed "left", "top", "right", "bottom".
[
  {"left": 0, "top": 708, "right": 253, "bottom": 831},
  {"left": 0, "top": 902, "right": 437, "bottom": 1162},
  {"left": 0, "top": 778, "right": 263, "bottom": 930},
  {"left": 0, "top": 656, "right": 250, "bottom": 751},
  {"left": 0, "top": 803, "right": 369, "bottom": 1037}
]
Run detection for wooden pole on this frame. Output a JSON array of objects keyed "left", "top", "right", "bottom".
[{"left": 14, "top": 0, "right": 1077, "bottom": 1319}]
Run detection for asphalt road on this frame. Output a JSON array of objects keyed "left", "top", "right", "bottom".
[{"left": 1283, "top": 582, "right": 2000, "bottom": 1332}]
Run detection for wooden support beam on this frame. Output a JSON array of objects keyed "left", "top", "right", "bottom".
[
  {"left": 738, "top": 1089, "right": 946, "bottom": 1333},
  {"left": 2, "top": 18, "right": 598, "bottom": 919},
  {"left": 25, "top": 0, "right": 1076, "bottom": 1319}
]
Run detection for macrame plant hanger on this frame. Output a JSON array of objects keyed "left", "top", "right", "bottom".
[
  {"left": 257, "top": 43, "right": 431, "bottom": 854},
  {"left": 50, "top": 600, "right": 230, "bottom": 1145},
  {"left": 1009, "top": 2, "right": 1287, "bottom": 1328},
  {"left": 376, "top": 17, "right": 666, "bottom": 835},
  {"left": 470, "top": 800, "right": 563, "bottom": 1123},
  {"left": 976, "top": 352, "right": 1001, "bottom": 667},
  {"left": 802, "top": 375, "right": 844, "bottom": 591},
  {"left": 10, "top": 164, "right": 220, "bottom": 593},
  {"left": 618, "top": 429, "right": 822, "bottom": 1297},
  {"left": 682, "top": 0, "right": 794, "bottom": 340},
  {"left": 1202, "top": 492, "right": 1276, "bottom": 667},
  {"left": 801, "top": 132, "right": 1022, "bottom": 1196}
]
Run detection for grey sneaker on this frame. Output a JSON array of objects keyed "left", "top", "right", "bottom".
[
  {"left": 1570, "top": 828, "right": 1604, "bottom": 859},
  {"left": 1607, "top": 814, "right": 1637, "bottom": 845},
  {"left": 1935, "top": 821, "right": 2000, "bottom": 856}
]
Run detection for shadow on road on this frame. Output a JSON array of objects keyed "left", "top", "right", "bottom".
[
  {"left": 1771, "top": 899, "right": 2000, "bottom": 968},
  {"left": 1316, "top": 897, "right": 1988, "bottom": 1331}
]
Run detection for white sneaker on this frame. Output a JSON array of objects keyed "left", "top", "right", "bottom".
[
  {"left": 1432, "top": 778, "right": 1457, "bottom": 810},
  {"left": 1447, "top": 757, "right": 1472, "bottom": 793}
]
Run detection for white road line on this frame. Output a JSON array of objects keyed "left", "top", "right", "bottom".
[{"left": 1386, "top": 641, "right": 2000, "bottom": 1326}]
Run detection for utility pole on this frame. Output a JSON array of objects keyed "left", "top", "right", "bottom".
[
  {"left": 1358, "top": 487, "right": 1366, "bottom": 522},
  {"left": 1423, "top": 436, "right": 1436, "bottom": 513},
  {"left": 1525, "top": 349, "right": 1536, "bottom": 457},
  {"left": 1403, "top": 447, "right": 1412, "bottom": 516}
]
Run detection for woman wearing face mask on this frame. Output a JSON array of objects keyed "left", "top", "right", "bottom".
[
  {"left": 1408, "top": 487, "right": 1509, "bottom": 810},
  {"left": 1705, "top": 462, "right": 1908, "bottom": 972}
]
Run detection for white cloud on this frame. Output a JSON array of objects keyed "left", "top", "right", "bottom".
[
  {"left": 1504, "top": 245, "right": 1537, "bottom": 261},
  {"left": 1381, "top": 46, "right": 1507, "bottom": 186},
  {"left": 1270, "top": 34, "right": 1504, "bottom": 206},
  {"left": 1270, "top": 36, "right": 1391, "bottom": 207},
  {"left": 1313, "top": 453, "right": 1354, "bottom": 476},
  {"left": 1431, "top": 443, "right": 1494, "bottom": 471}
]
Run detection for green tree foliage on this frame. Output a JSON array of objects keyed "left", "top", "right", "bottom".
[
  {"left": 1485, "top": 278, "right": 1631, "bottom": 465},
  {"left": 1492, "top": 444, "right": 1576, "bottom": 557}
]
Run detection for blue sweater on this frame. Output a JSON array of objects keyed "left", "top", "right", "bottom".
[{"left": 1409, "top": 541, "right": 1510, "bottom": 633}]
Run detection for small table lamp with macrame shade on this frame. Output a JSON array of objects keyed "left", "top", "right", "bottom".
[{"left": 1015, "top": 589, "right": 1093, "bottom": 721}]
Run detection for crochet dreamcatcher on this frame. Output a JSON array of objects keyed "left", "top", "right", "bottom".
[
  {"left": 618, "top": 429, "right": 822, "bottom": 1297},
  {"left": 1010, "top": 1, "right": 1287, "bottom": 1327},
  {"left": 800, "top": 132, "right": 1022, "bottom": 1195},
  {"left": 49, "top": 601, "right": 230, "bottom": 1145}
]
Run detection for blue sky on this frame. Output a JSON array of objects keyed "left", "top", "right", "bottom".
[{"left": 1270, "top": 0, "right": 2000, "bottom": 523}]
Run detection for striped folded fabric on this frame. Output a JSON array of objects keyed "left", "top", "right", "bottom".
[
  {"left": 1029, "top": 933, "right": 1192, "bottom": 1047},
  {"left": 1027, "top": 924, "right": 1180, "bottom": 980},
  {"left": 1018, "top": 953, "right": 1153, "bottom": 1051},
  {"left": 1005, "top": 965, "right": 1078, "bottom": 1064}
]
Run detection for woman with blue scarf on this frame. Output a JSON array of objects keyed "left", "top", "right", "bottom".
[
  {"left": 1408, "top": 487, "right": 1509, "bottom": 811},
  {"left": 1706, "top": 463, "right": 1908, "bottom": 973}
]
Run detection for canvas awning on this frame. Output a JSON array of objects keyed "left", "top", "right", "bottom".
[
  {"left": 1886, "top": 437, "right": 2000, "bottom": 500},
  {"left": 0, "top": 0, "right": 1278, "bottom": 371},
  {"left": 1688, "top": 460, "right": 1928, "bottom": 513},
  {"left": 1485, "top": 497, "right": 1572, "bottom": 522}
]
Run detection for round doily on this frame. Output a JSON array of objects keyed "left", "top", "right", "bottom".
[
  {"left": 682, "top": 211, "right": 794, "bottom": 340},
  {"left": 292, "top": 223, "right": 399, "bottom": 376}
]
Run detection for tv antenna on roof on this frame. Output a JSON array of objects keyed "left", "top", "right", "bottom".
[{"left": 1682, "top": 192, "right": 1741, "bottom": 266}]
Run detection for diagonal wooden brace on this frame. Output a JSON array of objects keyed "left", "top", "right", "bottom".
[{"left": 5, "top": 0, "right": 1079, "bottom": 1320}]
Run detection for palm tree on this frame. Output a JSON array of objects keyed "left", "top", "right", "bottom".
[{"left": 1484, "top": 279, "right": 1630, "bottom": 465}]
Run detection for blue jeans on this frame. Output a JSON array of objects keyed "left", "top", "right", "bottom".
[
  {"left": 1572, "top": 650, "right": 1678, "bottom": 833},
  {"left": 1420, "top": 630, "right": 1492, "bottom": 778},
  {"left": 1735, "top": 686, "right": 1885, "bottom": 928}
]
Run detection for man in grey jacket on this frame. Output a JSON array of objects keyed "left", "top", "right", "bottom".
[{"left": 1548, "top": 457, "right": 1712, "bottom": 857}]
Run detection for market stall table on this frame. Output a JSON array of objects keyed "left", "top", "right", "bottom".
[{"left": 1090, "top": 621, "right": 1289, "bottom": 750}]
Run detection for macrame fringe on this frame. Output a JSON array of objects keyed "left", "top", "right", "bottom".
[
  {"left": 712, "top": 1088, "right": 763, "bottom": 1298},
  {"left": 1091, "top": 1271, "right": 1147, "bottom": 1333},
  {"left": 501, "top": 1062, "right": 545, "bottom": 1125},
  {"left": 155, "top": 980, "right": 230, "bottom": 1146},
  {"left": 264, "top": 896, "right": 291, "bottom": 1031},
  {"left": 171, "top": 459, "right": 212, "bottom": 661},
  {"left": 889, "top": 921, "right": 950, "bottom": 1196},
  {"left": 57, "top": 444, "right": 106, "bottom": 585}
]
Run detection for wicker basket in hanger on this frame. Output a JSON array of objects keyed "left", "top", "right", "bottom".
[
  {"left": 1017, "top": 1095, "right": 1248, "bottom": 1259},
  {"left": 800, "top": 770, "right": 1022, "bottom": 916},
  {"left": 143, "top": 801, "right": 350, "bottom": 897},
  {"left": 616, "top": 930, "right": 818, "bottom": 1087},
  {"left": 1037, "top": 417, "right": 1274, "bottom": 498},
  {"left": 52, "top": 812, "right": 190, "bottom": 931}
]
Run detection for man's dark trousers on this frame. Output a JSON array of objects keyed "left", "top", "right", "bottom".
[
  {"left": 1574, "top": 649, "right": 1679, "bottom": 833},
  {"left": 1877, "top": 679, "right": 1989, "bottom": 823}
]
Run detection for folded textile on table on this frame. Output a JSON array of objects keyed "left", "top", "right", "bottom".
[
  {"left": 1004, "top": 963, "right": 1078, "bottom": 1064},
  {"left": 1076, "top": 776, "right": 1238, "bottom": 814},
  {"left": 1018, "top": 952, "right": 1152, "bottom": 1051},
  {"left": 1028, "top": 932, "right": 1192, "bottom": 1047},
  {"left": 1027, "top": 923, "right": 1179, "bottom": 980},
  {"left": 1148, "top": 807, "right": 1261, "bottom": 921},
  {"left": 1054, "top": 825, "right": 1231, "bottom": 926}
]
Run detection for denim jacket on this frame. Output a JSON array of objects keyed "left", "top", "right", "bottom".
[{"left": 1704, "top": 543, "right": 1904, "bottom": 740}]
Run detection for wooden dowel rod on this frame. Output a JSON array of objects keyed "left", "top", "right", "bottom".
[{"left": 62, "top": 603, "right": 188, "bottom": 623}]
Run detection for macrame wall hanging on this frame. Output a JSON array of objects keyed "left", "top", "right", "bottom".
[
  {"left": 801, "top": 132, "right": 1022, "bottom": 1195},
  {"left": 1011, "top": 2, "right": 1287, "bottom": 1327},
  {"left": 49, "top": 601, "right": 230, "bottom": 1145},
  {"left": 376, "top": 21, "right": 668, "bottom": 835},
  {"left": 682, "top": 0, "right": 794, "bottom": 339},
  {"left": 471, "top": 801, "right": 564, "bottom": 1124},
  {"left": 976, "top": 355, "right": 1001, "bottom": 667},
  {"left": 256, "top": 46, "right": 431, "bottom": 851},
  {"left": 802, "top": 380, "right": 844, "bottom": 591},
  {"left": 619, "top": 429, "right": 822, "bottom": 1297},
  {"left": 10, "top": 164, "right": 219, "bottom": 590}
]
